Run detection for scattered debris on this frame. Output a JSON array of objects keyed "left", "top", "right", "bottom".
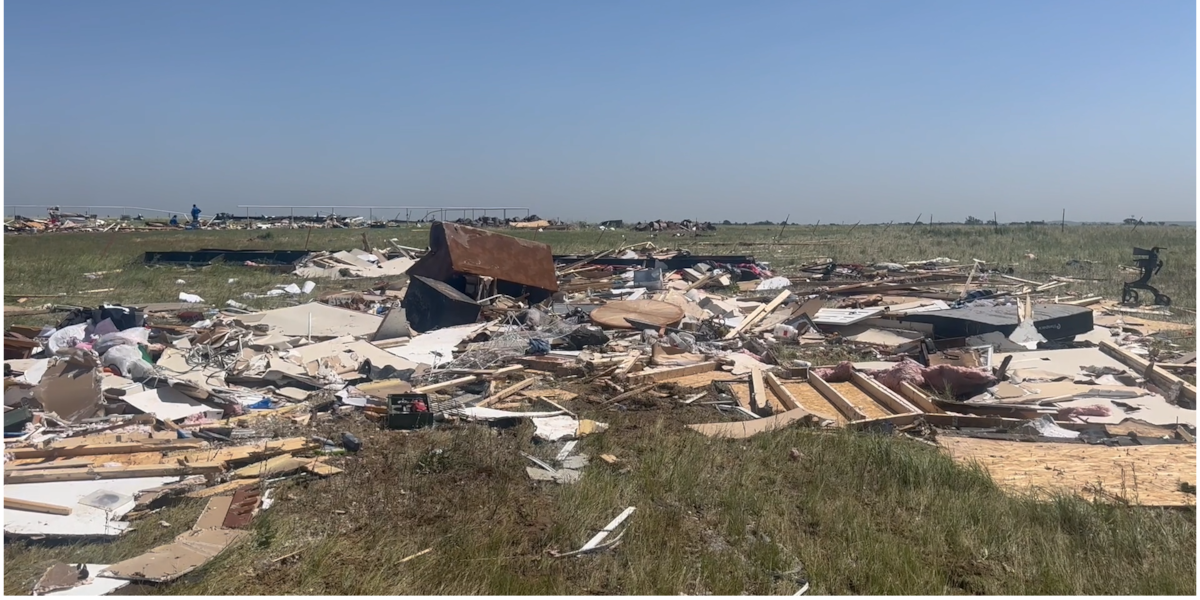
[{"left": 2, "top": 223, "right": 1195, "bottom": 567}]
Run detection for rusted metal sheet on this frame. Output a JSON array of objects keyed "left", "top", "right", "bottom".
[
  {"left": 409, "top": 223, "right": 558, "bottom": 292},
  {"left": 222, "top": 483, "right": 262, "bottom": 529}
]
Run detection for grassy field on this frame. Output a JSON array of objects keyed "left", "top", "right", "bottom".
[{"left": 3, "top": 223, "right": 1197, "bottom": 595}]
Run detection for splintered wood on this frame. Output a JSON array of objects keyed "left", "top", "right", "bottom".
[{"left": 938, "top": 436, "right": 1196, "bottom": 507}]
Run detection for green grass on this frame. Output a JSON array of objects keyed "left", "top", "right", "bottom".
[
  {"left": 3, "top": 223, "right": 1196, "bottom": 315},
  {"left": 3, "top": 223, "right": 1196, "bottom": 595}
]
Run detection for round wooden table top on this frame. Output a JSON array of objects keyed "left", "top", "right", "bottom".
[{"left": 589, "top": 299, "right": 686, "bottom": 330}]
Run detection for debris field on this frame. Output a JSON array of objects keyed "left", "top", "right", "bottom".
[{"left": 3, "top": 222, "right": 1196, "bottom": 594}]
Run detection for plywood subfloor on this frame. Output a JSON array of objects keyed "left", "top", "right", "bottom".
[
  {"left": 827, "top": 381, "right": 893, "bottom": 419},
  {"left": 727, "top": 381, "right": 845, "bottom": 424},
  {"left": 939, "top": 436, "right": 1196, "bottom": 507},
  {"left": 664, "top": 370, "right": 740, "bottom": 389}
]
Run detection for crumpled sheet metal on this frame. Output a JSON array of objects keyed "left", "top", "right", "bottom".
[
  {"left": 816, "top": 359, "right": 997, "bottom": 397},
  {"left": 409, "top": 222, "right": 559, "bottom": 292}
]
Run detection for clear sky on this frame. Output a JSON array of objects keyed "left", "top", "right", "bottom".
[{"left": 4, "top": 0, "right": 1196, "bottom": 222}]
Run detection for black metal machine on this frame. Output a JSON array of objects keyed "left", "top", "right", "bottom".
[
  {"left": 385, "top": 393, "right": 435, "bottom": 430},
  {"left": 1122, "top": 247, "right": 1170, "bottom": 306}
]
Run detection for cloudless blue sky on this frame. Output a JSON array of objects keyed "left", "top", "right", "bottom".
[{"left": 5, "top": 0, "right": 1196, "bottom": 222}]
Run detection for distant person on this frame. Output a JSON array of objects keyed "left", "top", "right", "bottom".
[
  {"left": 191, "top": 204, "right": 201, "bottom": 224},
  {"left": 169, "top": 215, "right": 179, "bottom": 226}
]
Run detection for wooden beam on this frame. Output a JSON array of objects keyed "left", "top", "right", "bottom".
[
  {"left": 763, "top": 372, "right": 801, "bottom": 411},
  {"left": 186, "top": 480, "right": 258, "bottom": 499},
  {"left": 614, "top": 351, "right": 642, "bottom": 378},
  {"left": 1062, "top": 296, "right": 1103, "bottom": 306},
  {"left": 4, "top": 497, "right": 73, "bottom": 515},
  {"left": 413, "top": 375, "right": 478, "bottom": 394},
  {"left": 232, "top": 454, "right": 311, "bottom": 479},
  {"left": 5, "top": 440, "right": 209, "bottom": 460},
  {"left": 846, "top": 412, "right": 923, "bottom": 431},
  {"left": 440, "top": 365, "right": 524, "bottom": 378},
  {"left": 604, "top": 383, "right": 658, "bottom": 405},
  {"left": 899, "top": 382, "right": 944, "bottom": 414},
  {"left": 851, "top": 372, "right": 922, "bottom": 415},
  {"left": 723, "top": 290, "right": 791, "bottom": 339},
  {"left": 5, "top": 462, "right": 224, "bottom": 484},
  {"left": 5, "top": 459, "right": 95, "bottom": 472},
  {"left": 748, "top": 367, "right": 768, "bottom": 415},
  {"left": 684, "top": 273, "right": 714, "bottom": 291},
  {"left": 1155, "top": 363, "right": 1196, "bottom": 371},
  {"left": 476, "top": 377, "right": 538, "bottom": 408},
  {"left": 1099, "top": 341, "right": 1196, "bottom": 403},
  {"left": 627, "top": 361, "right": 718, "bottom": 383},
  {"left": 808, "top": 373, "right": 867, "bottom": 421}
]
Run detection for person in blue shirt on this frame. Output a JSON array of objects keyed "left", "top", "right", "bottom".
[
  {"left": 190, "top": 204, "right": 201, "bottom": 224},
  {"left": 169, "top": 215, "right": 179, "bottom": 226}
]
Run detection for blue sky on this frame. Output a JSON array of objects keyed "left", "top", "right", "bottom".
[{"left": 4, "top": 0, "right": 1196, "bottom": 222}]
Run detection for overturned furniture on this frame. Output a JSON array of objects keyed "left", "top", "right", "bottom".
[
  {"left": 405, "top": 222, "right": 558, "bottom": 332},
  {"left": 1122, "top": 247, "right": 1170, "bottom": 307}
]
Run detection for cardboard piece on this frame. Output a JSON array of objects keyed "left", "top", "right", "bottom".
[
  {"left": 38, "top": 564, "right": 132, "bottom": 597},
  {"left": 32, "top": 352, "right": 103, "bottom": 423},
  {"left": 193, "top": 496, "right": 235, "bottom": 530},
  {"left": 102, "top": 528, "right": 250, "bottom": 583}
]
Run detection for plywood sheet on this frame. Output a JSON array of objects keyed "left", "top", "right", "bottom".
[
  {"left": 828, "top": 381, "right": 893, "bottom": 419},
  {"left": 782, "top": 381, "right": 848, "bottom": 425},
  {"left": 663, "top": 370, "right": 740, "bottom": 389},
  {"left": 728, "top": 381, "right": 845, "bottom": 423},
  {"left": 939, "top": 436, "right": 1196, "bottom": 507}
]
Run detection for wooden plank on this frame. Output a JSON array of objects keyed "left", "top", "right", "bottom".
[
  {"left": 723, "top": 290, "right": 791, "bottom": 339},
  {"left": 762, "top": 373, "right": 800, "bottom": 411},
  {"left": 846, "top": 412, "right": 923, "bottom": 430},
  {"left": 5, "top": 462, "right": 225, "bottom": 484},
  {"left": 808, "top": 373, "right": 867, "bottom": 421},
  {"left": 1099, "top": 341, "right": 1196, "bottom": 403},
  {"left": 5, "top": 458, "right": 95, "bottom": 472},
  {"left": 304, "top": 460, "right": 343, "bottom": 477},
  {"left": 1156, "top": 363, "right": 1196, "bottom": 371},
  {"left": 684, "top": 273, "right": 714, "bottom": 291},
  {"left": 413, "top": 375, "right": 478, "bottom": 394},
  {"left": 5, "top": 440, "right": 209, "bottom": 460},
  {"left": 187, "top": 480, "right": 258, "bottom": 499},
  {"left": 4, "top": 497, "right": 72, "bottom": 515},
  {"left": 476, "top": 377, "right": 537, "bottom": 408},
  {"left": 627, "top": 361, "right": 718, "bottom": 383},
  {"left": 750, "top": 368, "right": 768, "bottom": 413},
  {"left": 1062, "top": 296, "right": 1103, "bottom": 306},
  {"left": 851, "top": 372, "right": 922, "bottom": 415},
  {"left": 232, "top": 454, "right": 311, "bottom": 479},
  {"left": 899, "top": 382, "right": 944, "bottom": 414},
  {"left": 614, "top": 351, "right": 642, "bottom": 377},
  {"left": 604, "top": 383, "right": 658, "bottom": 405}
]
